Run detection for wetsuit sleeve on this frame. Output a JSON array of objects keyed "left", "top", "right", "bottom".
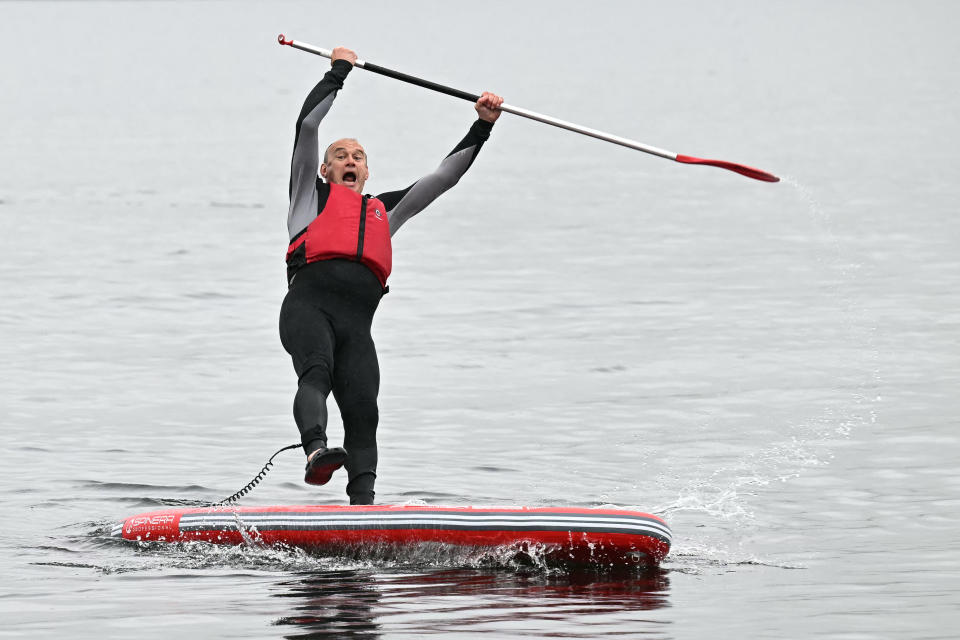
[
  {"left": 378, "top": 119, "right": 494, "bottom": 236},
  {"left": 287, "top": 60, "right": 353, "bottom": 241}
]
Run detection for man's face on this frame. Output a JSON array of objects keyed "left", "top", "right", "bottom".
[{"left": 321, "top": 139, "right": 369, "bottom": 194}]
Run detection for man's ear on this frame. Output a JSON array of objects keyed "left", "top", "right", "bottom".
[{"left": 320, "top": 163, "right": 328, "bottom": 178}]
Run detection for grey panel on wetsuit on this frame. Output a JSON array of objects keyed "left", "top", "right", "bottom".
[
  {"left": 287, "top": 93, "right": 336, "bottom": 241},
  {"left": 385, "top": 145, "right": 478, "bottom": 236}
]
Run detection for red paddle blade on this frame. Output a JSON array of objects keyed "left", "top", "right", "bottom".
[{"left": 675, "top": 154, "right": 779, "bottom": 183}]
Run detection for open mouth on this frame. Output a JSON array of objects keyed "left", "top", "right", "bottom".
[{"left": 342, "top": 171, "right": 357, "bottom": 184}]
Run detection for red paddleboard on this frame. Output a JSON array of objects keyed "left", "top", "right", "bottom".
[{"left": 113, "top": 505, "right": 671, "bottom": 566}]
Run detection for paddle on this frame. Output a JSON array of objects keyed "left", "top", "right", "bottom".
[{"left": 278, "top": 34, "right": 779, "bottom": 183}]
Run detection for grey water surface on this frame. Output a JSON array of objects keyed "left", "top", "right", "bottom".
[{"left": 1, "top": 1, "right": 958, "bottom": 638}]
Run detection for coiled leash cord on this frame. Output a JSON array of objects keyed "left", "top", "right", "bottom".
[{"left": 217, "top": 443, "right": 302, "bottom": 506}]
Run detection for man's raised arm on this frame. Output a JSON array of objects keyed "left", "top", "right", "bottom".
[
  {"left": 379, "top": 92, "right": 504, "bottom": 236},
  {"left": 287, "top": 47, "right": 357, "bottom": 239}
]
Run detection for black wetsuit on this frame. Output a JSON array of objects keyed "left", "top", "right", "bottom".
[{"left": 279, "top": 60, "right": 493, "bottom": 503}]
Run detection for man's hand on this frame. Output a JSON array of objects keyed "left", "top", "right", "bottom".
[
  {"left": 476, "top": 91, "right": 504, "bottom": 123},
  {"left": 330, "top": 46, "right": 358, "bottom": 67}
]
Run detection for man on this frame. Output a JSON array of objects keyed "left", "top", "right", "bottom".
[{"left": 279, "top": 46, "right": 503, "bottom": 505}]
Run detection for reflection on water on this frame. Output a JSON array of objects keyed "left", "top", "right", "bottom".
[
  {"left": 272, "top": 567, "right": 670, "bottom": 639},
  {"left": 77, "top": 522, "right": 672, "bottom": 638},
  {"left": 273, "top": 570, "right": 383, "bottom": 639}
]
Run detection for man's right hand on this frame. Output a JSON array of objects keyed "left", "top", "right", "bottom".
[{"left": 330, "top": 46, "right": 358, "bottom": 67}]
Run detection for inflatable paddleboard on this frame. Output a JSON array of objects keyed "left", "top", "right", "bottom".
[{"left": 113, "top": 505, "right": 671, "bottom": 566}]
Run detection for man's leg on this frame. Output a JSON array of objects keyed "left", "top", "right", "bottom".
[
  {"left": 296, "top": 363, "right": 349, "bottom": 486},
  {"left": 333, "top": 333, "right": 380, "bottom": 505},
  {"left": 280, "top": 290, "right": 346, "bottom": 483},
  {"left": 294, "top": 364, "right": 334, "bottom": 457}
]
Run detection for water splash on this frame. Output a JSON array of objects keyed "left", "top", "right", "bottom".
[
  {"left": 648, "top": 176, "right": 883, "bottom": 570},
  {"left": 779, "top": 174, "right": 882, "bottom": 427}
]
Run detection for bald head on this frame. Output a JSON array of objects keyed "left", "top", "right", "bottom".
[
  {"left": 320, "top": 138, "right": 369, "bottom": 194},
  {"left": 323, "top": 138, "right": 363, "bottom": 163}
]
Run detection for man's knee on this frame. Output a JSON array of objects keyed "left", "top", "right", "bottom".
[
  {"left": 293, "top": 366, "right": 333, "bottom": 420},
  {"left": 299, "top": 361, "right": 333, "bottom": 391}
]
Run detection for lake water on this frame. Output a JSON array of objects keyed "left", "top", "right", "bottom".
[{"left": 1, "top": 1, "right": 958, "bottom": 638}]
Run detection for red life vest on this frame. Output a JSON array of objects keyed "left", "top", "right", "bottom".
[{"left": 286, "top": 184, "right": 392, "bottom": 286}]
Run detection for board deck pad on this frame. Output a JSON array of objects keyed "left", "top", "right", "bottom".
[{"left": 113, "top": 505, "right": 671, "bottom": 566}]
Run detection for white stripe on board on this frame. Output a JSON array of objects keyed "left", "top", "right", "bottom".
[
  {"left": 178, "top": 512, "right": 668, "bottom": 527},
  {"left": 177, "top": 512, "right": 668, "bottom": 529},
  {"left": 176, "top": 515, "right": 671, "bottom": 539}
]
